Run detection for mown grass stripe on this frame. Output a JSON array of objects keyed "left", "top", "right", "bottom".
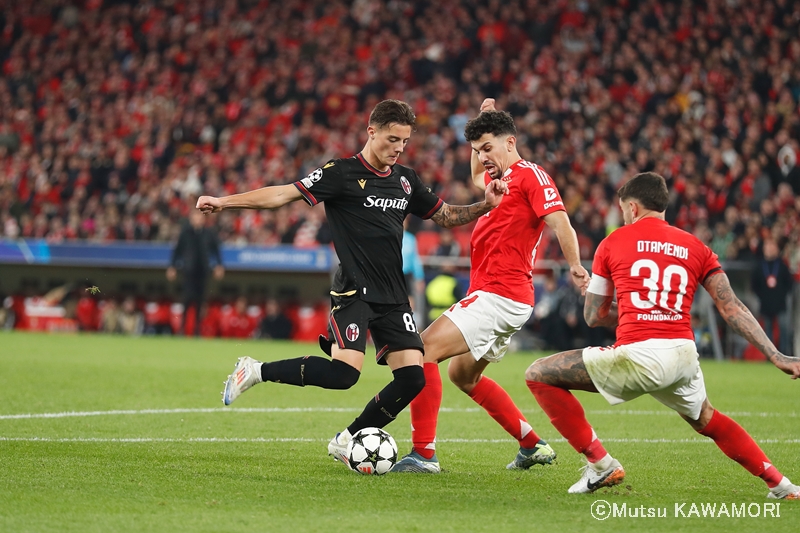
[
  {"left": 0, "top": 407, "right": 794, "bottom": 420},
  {"left": 3, "top": 436, "right": 799, "bottom": 444}
]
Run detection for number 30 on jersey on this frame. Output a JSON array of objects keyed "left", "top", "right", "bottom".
[{"left": 630, "top": 260, "right": 689, "bottom": 313}]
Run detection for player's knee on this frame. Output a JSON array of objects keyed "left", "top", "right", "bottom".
[
  {"left": 329, "top": 360, "right": 360, "bottom": 390},
  {"left": 525, "top": 359, "right": 544, "bottom": 383},
  {"left": 445, "top": 365, "right": 477, "bottom": 393},
  {"left": 686, "top": 401, "right": 715, "bottom": 432},
  {"left": 392, "top": 365, "right": 426, "bottom": 398}
]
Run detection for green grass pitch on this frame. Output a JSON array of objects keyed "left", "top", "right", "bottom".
[{"left": 1, "top": 331, "right": 798, "bottom": 532}]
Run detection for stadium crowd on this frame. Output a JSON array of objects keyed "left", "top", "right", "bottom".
[{"left": 1, "top": 0, "right": 799, "bottom": 345}]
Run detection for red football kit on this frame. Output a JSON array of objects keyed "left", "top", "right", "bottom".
[
  {"left": 590, "top": 217, "right": 722, "bottom": 345},
  {"left": 468, "top": 159, "right": 566, "bottom": 306},
  {"left": 532, "top": 217, "right": 788, "bottom": 492}
]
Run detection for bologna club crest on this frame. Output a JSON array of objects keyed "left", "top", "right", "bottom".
[
  {"left": 400, "top": 176, "right": 412, "bottom": 195},
  {"left": 346, "top": 323, "right": 360, "bottom": 342}
]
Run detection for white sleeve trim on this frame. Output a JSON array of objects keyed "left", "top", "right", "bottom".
[{"left": 587, "top": 274, "right": 614, "bottom": 296}]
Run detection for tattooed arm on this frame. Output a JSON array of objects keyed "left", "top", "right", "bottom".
[
  {"left": 704, "top": 272, "right": 800, "bottom": 379},
  {"left": 583, "top": 291, "right": 618, "bottom": 328},
  {"left": 430, "top": 178, "right": 508, "bottom": 228}
]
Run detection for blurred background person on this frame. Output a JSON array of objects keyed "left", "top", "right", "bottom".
[
  {"left": 424, "top": 260, "right": 463, "bottom": 326},
  {"left": 403, "top": 219, "right": 426, "bottom": 322},
  {"left": 167, "top": 209, "right": 224, "bottom": 336},
  {"left": 258, "top": 298, "right": 293, "bottom": 340},
  {"left": 101, "top": 296, "right": 144, "bottom": 335},
  {"left": 434, "top": 229, "right": 462, "bottom": 258},
  {"left": 751, "top": 238, "right": 794, "bottom": 355},
  {"left": 219, "top": 296, "right": 259, "bottom": 339}
]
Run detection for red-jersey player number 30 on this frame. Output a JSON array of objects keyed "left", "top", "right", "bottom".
[{"left": 630, "top": 259, "right": 689, "bottom": 313}]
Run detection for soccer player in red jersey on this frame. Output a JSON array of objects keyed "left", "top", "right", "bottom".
[
  {"left": 526, "top": 172, "right": 800, "bottom": 498},
  {"left": 393, "top": 99, "right": 591, "bottom": 473}
]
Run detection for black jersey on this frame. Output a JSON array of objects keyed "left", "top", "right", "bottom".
[{"left": 294, "top": 154, "right": 443, "bottom": 304}]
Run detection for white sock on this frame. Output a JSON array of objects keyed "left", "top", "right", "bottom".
[
  {"left": 591, "top": 453, "right": 614, "bottom": 472},
  {"left": 771, "top": 477, "right": 792, "bottom": 492}
]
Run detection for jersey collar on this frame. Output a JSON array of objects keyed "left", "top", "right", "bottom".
[
  {"left": 504, "top": 159, "right": 525, "bottom": 177},
  {"left": 356, "top": 153, "right": 392, "bottom": 177}
]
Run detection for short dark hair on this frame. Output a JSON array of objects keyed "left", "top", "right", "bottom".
[
  {"left": 369, "top": 100, "right": 416, "bottom": 128},
  {"left": 464, "top": 110, "right": 517, "bottom": 142},
  {"left": 617, "top": 172, "right": 670, "bottom": 212}
]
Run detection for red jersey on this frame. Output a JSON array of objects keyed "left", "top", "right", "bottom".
[
  {"left": 590, "top": 217, "right": 722, "bottom": 345},
  {"left": 468, "top": 160, "right": 566, "bottom": 306}
]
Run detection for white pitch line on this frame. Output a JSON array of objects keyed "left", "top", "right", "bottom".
[
  {"left": 0, "top": 407, "right": 482, "bottom": 420},
  {"left": 0, "top": 407, "right": 795, "bottom": 421},
  {"left": 2, "top": 436, "right": 800, "bottom": 444},
  {"left": 589, "top": 410, "right": 797, "bottom": 418}
]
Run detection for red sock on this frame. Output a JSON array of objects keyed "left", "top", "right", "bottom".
[
  {"left": 698, "top": 410, "right": 783, "bottom": 488},
  {"left": 409, "top": 362, "right": 442, "bottom": 460},
  {"left": 469, "top": 376, "right": 540, "bottom": 448},
  {"left": 527, "top": 380, "right": 607, "bottom": 462}
]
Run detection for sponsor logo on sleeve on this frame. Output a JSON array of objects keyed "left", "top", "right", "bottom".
[
  {"left": 301, "top": 168, "right": 323, "bottom": 189},
  {"left": 542, "top": 188, "right": 563, "bottom": 209}
]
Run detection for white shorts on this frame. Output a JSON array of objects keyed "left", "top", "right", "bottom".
[
  {"left": 583, "top": 339, "right": 707, "bottom": 420},
  {"left": 442, "top": 290, "right": 533, "bottom": 363}
]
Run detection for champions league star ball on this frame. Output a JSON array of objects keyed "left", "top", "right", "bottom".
[{"left": 345, "top": 427, "right": 398, "bottom": 475}]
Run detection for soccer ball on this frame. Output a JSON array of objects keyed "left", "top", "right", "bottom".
[{"left": 345, "top": 427, "right": 398, "bottom": 475}]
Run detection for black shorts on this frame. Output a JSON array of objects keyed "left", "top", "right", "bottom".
[{"left": 324, "top": 294, "right": 424, "bottom": 365}]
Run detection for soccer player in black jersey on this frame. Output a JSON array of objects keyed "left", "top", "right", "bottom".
[{"left": 197, "top": 100, "right": 508, "bottom": 465}]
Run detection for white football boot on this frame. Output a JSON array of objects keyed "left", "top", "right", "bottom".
[
  {"left": 568, "top": 458, "right": 625, "bottom": 494},
  {"left": 328, "top": 429, "right": 352, "bottom": 465},
  {"left": 768, "top": 477, "right": 800, "bottom": 500},
  {"left": 222, "top": 357, "right": 263, "bottom": 405}
]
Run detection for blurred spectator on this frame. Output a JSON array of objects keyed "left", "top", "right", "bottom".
[
  {"left": 434, "top": 229, "right": 462, "bottom": 258},
  {"left": 531, "top": 275, "right": 608, "bottom": 351},
  {"left": 258, "top": 298, "right": 293, "bottom": 340},
  {"left": 532, "top": 275, "right": 580, "bottom": 351},
  {"left": 751, "top": 238, "right": 794, "bottom": 355},
  {"left": 1, "top": 295, "right": 15, "bottom": 329},
  {"left": 101, "top": 296, "right": 144, "bottom": 335},
  {"left": 425, "top": 261, "right": 463, "bottom": 324},
  {"left": 281, "top": 208, "right": 332, "bottom": 247},
  {"left": 0, "top": 0, "right": 799, "bottom": 342},
  {"left": 143, "top": 300, "right": 172, "bottom": 335},
  {"left": 167, "top": 209, "right": 224, "bottom": 336},
  {"left": 219, "top": 296, "right": 259, "bottom": 339},
  {"left": 0, "top": 0, "right": 797, "bottom": 258},
  {"left": 709, "top": 222, "right": 735, "bottom": 259},
  {"left": 402, "top": 220, "right": 426, "bottom": 318}
]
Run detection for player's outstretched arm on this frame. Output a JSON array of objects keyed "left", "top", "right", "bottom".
[
  {"left": 704, "top": 272, "right": 800, "bottom": 379},
  {"left": 584, "top": 291, "right": 618, "bottom": 328},
  {"left": 543, "top": 211, "right": 591, "bottom": 293},
  {"left": 196, "top": 184, "right": 303, "bottom": 214},
  {"left": 430, "top": 179, "right": 508, "bottom": 228}
]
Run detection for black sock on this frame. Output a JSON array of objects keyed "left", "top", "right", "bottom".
[
  {"left": 347, "top": 365, "right": 425, "bottom": 434},
  {"left": 261, "top": 357, "right": 359, "bottom": 389}
]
